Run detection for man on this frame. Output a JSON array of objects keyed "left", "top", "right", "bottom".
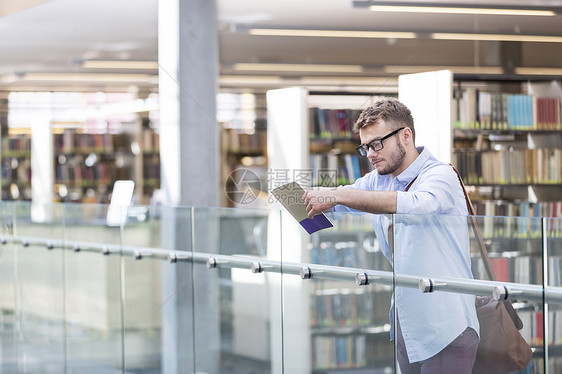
[{"left": 303, "top": 97, "right": 479, "bottom": 374}]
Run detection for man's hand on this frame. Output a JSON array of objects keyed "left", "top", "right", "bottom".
[{"left": 303, "top": 187, "right": 338, "bottom": 219}]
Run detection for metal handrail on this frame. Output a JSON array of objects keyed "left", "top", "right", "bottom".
[{"left": 3, "top": 234, "right": 561, "bottom": 304}]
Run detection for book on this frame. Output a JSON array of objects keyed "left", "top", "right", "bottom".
[{"left": 271, "top": 181, "right": 333, "bottom": 234}]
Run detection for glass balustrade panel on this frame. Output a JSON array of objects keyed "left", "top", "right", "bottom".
[
  {"left": 392, "top": 213, "right": 544, "bottom": 374},
  {"left": 0, "top": 202, "right": 16, "bottom": 373},
  {"left": 192, "top": 206, "right": 278, "bottom": 374},
  {"left": 280, "top": 208, "right": 396, "bottom": 374},
  {"left": 546, "top": 215, "right": 562, "bottom": 372},
  {"left": 7, "top": 202, "right": 65, "bottom": 373},
  {"left": 121, "top": 204, "right": 194, "bottom": 373},
  {"left": 61, "top": 202, "right": 123, "bottom": 373}
]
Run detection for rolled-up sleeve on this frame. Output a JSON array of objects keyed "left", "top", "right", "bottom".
[{"left": 332, "top": 171, "right": 376, "bottom": 217}]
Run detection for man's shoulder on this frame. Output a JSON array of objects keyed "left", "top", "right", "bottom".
[
  {"left": 416, "top": 147, "right": 452, "bottom": 171},
  {"left": 417, "top": 160, "right": 458, "bottom": 185},
  {"left": 420, "top": 158, "right": 454, "bottom": 174}
]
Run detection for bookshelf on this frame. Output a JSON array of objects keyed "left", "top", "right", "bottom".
[
  {"left": 398, "top": 71, "right": 561, "bottom": 216},
  {"left": 265, "top": 88, "right": 390, "bottom": 193},
  {"left": 141, "top": 128, "right": 160, "bottom": 202},
  {"left": 53, "top": 130, "right": 135, "bottom": 203},
  {"left": 1, "top": 132, "right": 32, "bottom": 200},
  {"left": 218, "top": 92, "right": 268, "bottom": 208},
  {"left": 308, "top": 229, "right": 394, "bottom": 372},
  {"left": 220, "top": 127, "right": 267, "bottom": 207},
  {"left": 4, "top": 91, "right": 161, "bottom": 205},
  {"left": 307, "top": 94, "right": 393, "bottom": 188},
  {"left": 267, "top": 87, "right": 397, "bottom": 373},
  {"left": 450, "top": 80, "right": 562, "bottom": 341},
  {"left": 309, "top": 107, "right": 373, "bottom": 187},
  {"left": 451, "top": 80, "right": 562, "bottom": 209},
  {"left": 403, "top": 72, "right": 562, "bottom": 372},
  {"left": 52, "top": 126, "right": 161, "bottom": 204}
]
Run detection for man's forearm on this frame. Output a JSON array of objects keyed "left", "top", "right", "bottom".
[{"left": 336, "top": 188, "right": 397, "bottom": 214}]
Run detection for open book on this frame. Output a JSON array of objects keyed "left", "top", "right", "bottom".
[{"left": 271, "top": 182, "right": 333, "bottom": 235}]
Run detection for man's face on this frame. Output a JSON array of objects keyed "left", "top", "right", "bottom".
[{"left": 359, "top": 119, "right": 406, "bottom": 177}]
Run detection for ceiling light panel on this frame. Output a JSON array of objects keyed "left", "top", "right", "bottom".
[
  {"left": 352, "top": 1, "right": 560, "bottom": 16},
  {"left": 82, "top": 60, "right": 159, "bottom": 70},
  {"left": 233, "top": 63, "right": 364, "bottom": 73},
  {"left": 248, "top": 28, "right": 417, "bottom": 39},
  {"left": 22, "top": 73, "right": 157, "bottom": 83},
  {"left": 383, "top": 66, "right": 504, "bottom": 75},
  {"left": 514, "top": 67, "right": 562, "bottom": 75},
  {"left": 245, "top": 27, "right": 562, "bottom": 44},
  {"left": 431, "top": 33, "right": 562, "bottom": 43}
]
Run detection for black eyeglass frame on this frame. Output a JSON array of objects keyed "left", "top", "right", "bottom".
[{"left": 355, "top": 127, "right": 406, "bottom": 157}]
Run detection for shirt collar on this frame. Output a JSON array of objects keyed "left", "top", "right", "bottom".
[{"left": 394, "top": 146, "right": 430, "bottom": 187}]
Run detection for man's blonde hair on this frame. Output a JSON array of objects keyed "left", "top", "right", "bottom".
[{"left": 353, "top": 97, "right": 415, "bottom": 143}]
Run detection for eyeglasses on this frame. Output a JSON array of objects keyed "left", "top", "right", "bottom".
[{"left": 355, "top": 127, "right": 406, "bottom": 157}]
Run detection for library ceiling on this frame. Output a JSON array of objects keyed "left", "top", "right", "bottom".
[{"left": 0, "top": 0, "right": 561, "bottom": 92}]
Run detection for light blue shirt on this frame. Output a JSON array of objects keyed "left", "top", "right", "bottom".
[{"left": 332, "top": 146, "right": 479, "bottom": 362}]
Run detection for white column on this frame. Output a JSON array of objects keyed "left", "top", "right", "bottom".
[
  {"left": 158, "top": 0, "right": 219, "bottom": 373},
  {"left": 399, "top": 70, "right": 453, "bottom": 164},
  {"left": 31, "top": 93, "right": 54, "bottom": 222},
  {"left": 267, "top": 87, "right": 311, "bottom": 374},
  {"left": 159, "top": 0, "right": 219, "bottom": 207}
]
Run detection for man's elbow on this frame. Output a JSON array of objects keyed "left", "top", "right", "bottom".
[{"left": 408, "top": 195, "right": 444, "bottom": 215}]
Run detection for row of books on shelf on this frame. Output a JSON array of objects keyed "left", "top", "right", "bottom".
[
  {"left": 309, "top": 242, "right": 391, "bottom": 270},
  {"left": 471, "top": 200, "right": 562, "bottom": 238},
  {"left": 55, "top": 163, "right": 115, "bottom": 185},
  {"left": 453, "top": 89, "right": 561, "bottom": 130},
  {"left": 548, "top": 359, "right": 562, "bottom": 374},
  {"left": 310, "top": 290, "right": 390, "bottom": 328},
  {"left": 520, "top": 310, "right": 560, "bottom": 347},
  {"left": 309, "top": 153, "right": 372, "bottom": 186},
  {"left": 310, "top": 108, "right": 362, "bottom": 139},
  {"left": 224, "top": 130, "right": 266, "bottom": 154},
  {"left": 1, "top": 159, "right": 31, "bottom": 185},
  {"left": 1, "top": 186, "right": 31, "bottom": 201},
  {"left": 310, "top": 242, "right": 367, "bottom": 268},
  {"left": 454, "top": 148, "right": 561, "bottom": 185},
  {"left": 54, "top": 133, "right": 115, "bottom": 153},
  {"left": 312, "top": 308, "right": 562, "bottom": 370},
  {"left": 312, "top": 334, "right": 369, "bottom": 370},
  {"left": 472, "top": 256, "right": 542, "bottom": 284},
  {"left": 4, "top": 131, "right": 158, "bottom": 156},
  {"left": 54, "top": 132, "right": 136, "bottom": 154},
  {"left": 473, "top": 256, "right": 562, "bottom": 286},
  {"left": 549, "top": 257, "right": 562, "bottom": 287},
  {"left": 310, "top": 138, "right": 359, "bottom": 155},
  {"left": 143, "top": 155, "right": 161, "bottom": 182},
  {"left": 141, "top": 130, "right": 159, "bottom": 152},
  {"left": 516, "top": 310, "right": 562, "bottom": 362},
  {"left": 1, "top": 136, "right": 31, "bottom": 156}
]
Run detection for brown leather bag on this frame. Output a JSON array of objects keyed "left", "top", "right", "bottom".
[
  {"left": 452, "top": 166, "right": 533, "bottom": 373},
  {"left": 472, "top": 296, "right": 533, "bottom": 373}
]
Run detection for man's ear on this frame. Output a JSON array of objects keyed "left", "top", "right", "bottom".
[{"left": 403, "top": 127, "right": 414, "bottom": 145}]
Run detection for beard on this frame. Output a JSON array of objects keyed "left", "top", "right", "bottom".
[{"left": 373, "top": 138, "right": 406, "bottom": 175}]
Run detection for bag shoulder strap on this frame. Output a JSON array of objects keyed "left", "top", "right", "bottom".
[
  {"left": 450, "top": 165, "right": 496, "bottom": 282},
  {"left": 405, "top": 177, "right": 417, "bottom": 192},
  {"left": 450, "top": 165, "right": 524, "bottom": 329},
  {"left": 405, "top": 167, "right": 496, "bottom": 281}
]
